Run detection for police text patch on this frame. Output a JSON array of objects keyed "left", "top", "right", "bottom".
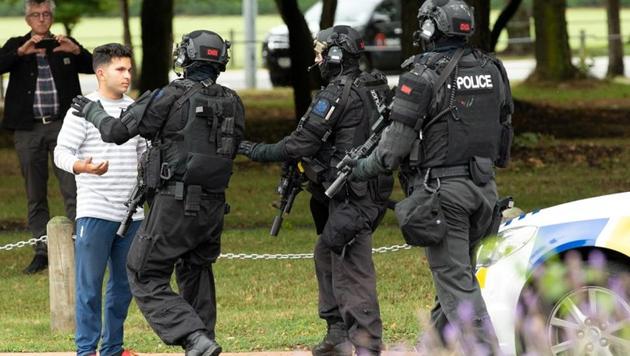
[
  {"left": 312, "top": 99, "right": 331, "bottom": 117},
  {"left": 456, "top": 74, "right": 494, "bottom": 90}
]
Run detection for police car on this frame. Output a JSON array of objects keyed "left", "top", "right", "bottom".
[{"left": 475, "top": 192, "right": 630, "bottom": 355}]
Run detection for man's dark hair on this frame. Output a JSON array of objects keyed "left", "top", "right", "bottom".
[{"left": 92, "top": 43, "right": 133, "bottom": 71}]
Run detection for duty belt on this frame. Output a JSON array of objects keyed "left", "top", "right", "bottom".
[
  {"left": 159, "top": 182, "right": 224, "bottom": 200},
  {"left": 421, "top": 165, "right": 470, "bottom": 180}
]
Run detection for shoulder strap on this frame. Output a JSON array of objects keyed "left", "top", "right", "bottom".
[
  {"left": 174, "top": 79, "right": 214, "bottom": 110},
  {"left": 432, "top": 47, "right": 465, "bottom": 96}
]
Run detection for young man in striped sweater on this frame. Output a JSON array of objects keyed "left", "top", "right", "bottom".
[{"left": 54, "top": 43, "right": 145, "bottom": 356}]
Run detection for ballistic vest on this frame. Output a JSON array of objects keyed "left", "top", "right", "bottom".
[
  {"left": 300, "top": 71, "right": 392, "bottom": 184},
  {"left": 412, "top": 49, "right": 506, "bottom": 168},
  {"left": 160, "top": 79, "right": 244, "bottom": 193}
]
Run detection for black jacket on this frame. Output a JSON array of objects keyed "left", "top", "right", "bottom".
[{"left": 0, "top": 32, "right": 93, "bottom": 130}]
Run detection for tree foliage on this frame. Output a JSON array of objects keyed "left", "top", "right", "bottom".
[{"left": 54, "top": 0, "right": 113, "bottom": 36}]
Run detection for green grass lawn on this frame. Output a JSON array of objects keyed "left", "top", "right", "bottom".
[
  {"left": 511, "top": 78, "right": 630, "bottom": 107},
  {"left": 1, "top": 134, "right": 630, "bottom": 351},
  {"left": 0, "top": 227, "right": 431, "bottom": 352}
]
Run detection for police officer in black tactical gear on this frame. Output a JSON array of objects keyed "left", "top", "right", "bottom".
[
  {"left": 71, "top": 30, "right": 245, "bottom": 356},
  {"left": 239, "top": 25, "right": 393, "bottom": 356},
  {"left": 351, "top": 0, "right": 513, "bottom": 352}
]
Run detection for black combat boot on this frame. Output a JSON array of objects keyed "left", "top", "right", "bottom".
[
  {"left": 23, "top": 254, "right": 48, "bottom": 274},
  {"left": 184, "top": 330, "right": 222, "bottom": 356},
  {"left": 312, "top": 321, "right": 353, "bottom": 356}
]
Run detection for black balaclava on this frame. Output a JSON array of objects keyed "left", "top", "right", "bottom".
[
  {"left": 185, "top": 62, "right": 219, "bottom": 83},
  {"left": 319, "top": 52, "right": 360, "bottom": 84}
]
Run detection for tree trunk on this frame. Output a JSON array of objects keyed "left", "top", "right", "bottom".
[
  {"left": 320, "top": 0, "right": 337, "bottom": 30},
  {"left": 274, "top": 0, "right": 316, "bottom": 119},
  {"left": 466, "top": 0, "right": 491, "bottom": 52},
  {"left": 490, "top": 0, "right": 525, "bottom": 52},
  {"left": 606, "top": 0, "right": 624, "bottom": 77},
  {"left": 530, "top": 0, "right": 579, "bottom": 81},
  {"left": 502, "top": 0, "right": 533, "bottom": 55},
  {"left": 401, "top": 0, "right": 422, "bottom": 59},
  {"left": 119, "top": 0, "right": 139, "bottom": 89},
  {"left": 139, "top": 0, "right": 173, "bottom": 92}
]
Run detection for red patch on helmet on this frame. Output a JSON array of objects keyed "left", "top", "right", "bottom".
[
  {"left": 207, "top": 48, "right": 219, "bottom": 58},
  {"left": 359, "top": 40, "right": 365, "bottom": 49},
  {"left": 401, "top": 84, "right": 412, "bottom": 95},
  {"left": 459, "top": 22, "right": 471, "bottom": 32}
]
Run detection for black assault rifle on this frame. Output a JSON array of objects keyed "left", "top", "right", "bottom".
[
  {"left": 325, "top": 102, "right": 393, "bottom": 198},
  {"left": 270, "top": 162, "right": 305, "bottom": 236},
  {"left": 116, "top": 182, "right": 146, "bottom": 237}
]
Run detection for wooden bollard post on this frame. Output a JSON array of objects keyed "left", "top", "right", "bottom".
[{"left": 47, "top": 216, "right": 75, "bottom": 332}]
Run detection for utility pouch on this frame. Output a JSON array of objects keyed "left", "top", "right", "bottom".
[
  {"left": 369, "top": 174, "right": 394, "bottom": 203},
  {"left": 184, "top": 184, "right": 202, "bottom": 216},
  {"left": 182, "top": 153, "right": 232, "bottom": 190},
  {"left": 469, "top": 156, "right": 494, "bottom": 186},
  {"left": 217, "top": 116, "right": 236, "bottom": 157},
  {"left": 496, "top": 122, "right": 513, "bottom": 168},
  {"left": 301, "top": 157, "right": 327, "bottom": 184},
  {"left": 144, "top": 146, "right": 162, "bottom": 190},
  {"left": 322, "top": 202, "right": 367, "bottom": 254},
  {"left": 394, "top": 175, "right": 447, "bottom": 247}
]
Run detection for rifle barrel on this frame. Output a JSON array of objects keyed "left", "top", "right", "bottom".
[{"left": 270, "top": 215, "right": 283, "bottom": 236}]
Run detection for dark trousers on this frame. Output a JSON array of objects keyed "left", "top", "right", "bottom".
[
  {"left": 14, "top": 120, "right": 76, "bottom": 255},
  {"left": 313, "top": 195, "right": 384, "bottom": 352},
  {"left": 423, "top": 177, "right": 500, "bottom": 352},
  {"left": 126, "top": 192, "right": 224, "bottom": 345}
]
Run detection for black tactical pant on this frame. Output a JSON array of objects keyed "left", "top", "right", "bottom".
[
  {"left": 126, "top": 191, "right": 224, "bottom": 345},
  {"left": 314, "top": 194, "right": 384, "bottom": 352},
  {"left": 14, "top": 121, "right": 76, "bottom": 254},
  {"left": 423, "top": 177, "right": 499, "bottom": 351}
]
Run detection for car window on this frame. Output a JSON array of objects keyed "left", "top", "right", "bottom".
[
  {"left": 304, "top": 0, "right": 384, "bottom": 25},
  {"left": 372, "top": 0, "right": 400, "bottom": 22}
]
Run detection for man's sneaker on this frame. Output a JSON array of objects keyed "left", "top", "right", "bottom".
[
  {"left": 23, "top": 254, "right": 47, "bottom": 274},
  {"left": 185, "top": 330, "right": 222, "bottom": 356},
  {"left": 113, "top": 349, "right": 138, "bottom": 356},
  {"left": 312, "top": 321, "right": 353, "bottom": 356}
]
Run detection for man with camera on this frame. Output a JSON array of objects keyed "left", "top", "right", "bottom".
[{"left": 0, "top": 0, "right": 93, "bottom": 273}]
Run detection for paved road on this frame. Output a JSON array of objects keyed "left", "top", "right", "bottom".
[{"left": 75, "top": 56, "right": 629, "bottom": 94}]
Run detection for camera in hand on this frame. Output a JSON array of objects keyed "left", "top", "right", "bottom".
[{"left": 35, "top": 38, "right": 60, "bottom": 50}]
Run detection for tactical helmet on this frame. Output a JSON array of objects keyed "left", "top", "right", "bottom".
[
  {"left": 314, "top": 25, "right": 365, "bottom": 64},
  {"left": 173, "top": 30, "right": 231, "bottom": 72},
  {"left": 416, "top": 0, "right": 475, "bottom": 42}
]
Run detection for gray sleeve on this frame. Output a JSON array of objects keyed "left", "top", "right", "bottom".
[
  {"left": 373, "top": 121, "right": 417, "bottom": 170},
  {"left": 355, "top": 121, "right": 417, "bottom": 178}
]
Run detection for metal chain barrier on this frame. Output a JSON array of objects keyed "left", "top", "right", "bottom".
[
  {"left": 0, "top": 235, "right": 412, "bottom": 259},
  {"left": 0, "top": 235, "right": 47, "bottom": 251},
  {"left": 219, "top": 244, "right": 413, "bottom": 260}
]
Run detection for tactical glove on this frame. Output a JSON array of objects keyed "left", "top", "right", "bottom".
[
  {"left": 71, "top": 95, "right": 109, "bottom": 129},
  {"left": 238, "top": 140, "right": 259, "bottom": 158}
]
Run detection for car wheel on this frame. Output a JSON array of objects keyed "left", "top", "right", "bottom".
[
  {"left": 269, "top": 71, "right": 291, "bottom": 87},
  {"left": 517, "top": 256, "right": 630, "bottom": 355}
]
